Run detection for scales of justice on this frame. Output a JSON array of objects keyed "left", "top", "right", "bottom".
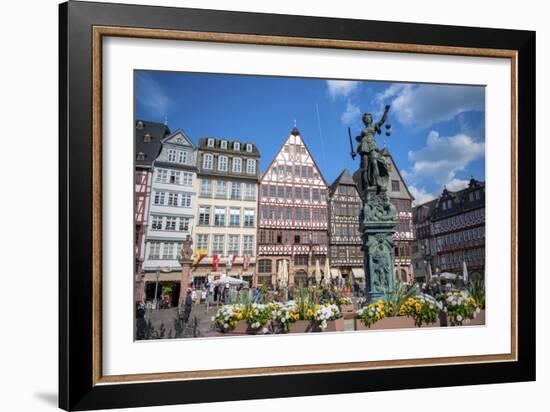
[{"left": 348, "top": 104, "right": 397, "bottom": 302}]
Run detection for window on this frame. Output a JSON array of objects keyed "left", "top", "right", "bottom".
[
  {"left": 231, "top": 182, "right": 241, "bottom": 200},
  {"left": 154, "top": 191, "right": 165, "bottom": 205},
  {"left": 244, "top": 183, "right": 255, "bottom": 200},
  {"left": 244, "top": 209, "right": 255, "bottom": 227},
  {"left": 165, "top": 217, "right": 177, "bottom": 231},
  {"left": 198, "top": 206, "right": 210, "bottom": 225},
  {"left": 148, "top": 242, "right": 161, "bottom": 259},
  {"left": 232, "top": 158, "right": 242, "bottom": 173},
  {"left": 178, "top": 151, "right": 188, "bottom": 164},
  {"left": 277, "top": 186, "right": 285, "bottom": 198},
  {"left": 246, "top": 144, "right": 252, "bottom": 152},
  {"left": 262, "top": 185, "right": 268, "bottom": 198},
  {"left": 246, "top": 159, "right": 256, "bottom": 174},
  {"left": 216, "top": 181, "right": 227, "bottom": 198},
  {"left": 196, "top": 234, "right": 208, "bottom": 251},
  {"left": 391, "top": 180, "right": 400, "bottom": 192},
  {"left": 243, "top": 235, "right": 254, "bottom": 256},
  {"left": 285, "top": 208, "right": 292, "bottom": 220},
  {"left": 180, "top": 193, "right": 191, "bottom": 208},
  {"left": 218, "top": 156, "right": 228, "bottom": 172},
  {"left": 181, "top": 172, "right": 193, "bottom": 186},
  {"left": 277, "top": 208, "right": 283, "bottom": 220},
  {"left": 220, "top": 140, "right": 228, "bottom": 149},
  {"left": 202, "top": 153, "right": 213, "bottom": 169},
  {"left": 234, "top": 142, "right": 240, "bottom": 151},
  {"left": 285, "top": 186, "right": 292, "bottom": 199},
  {"left": 228, "top": 235, "right": 240, "bottom": 256},
  {"left": 162, "top": 242, "right": 174, "bottom": 259},
  {"left": 207, "top": 138, "right": 214, "bottom": 147},
  {"left": 295, "top": 208, "right": 302, "bottom": 222},
  {"left": 303, "top": 209, "right": 310, "bottom": 222},
  {"left": 215, "top": 207, "right": 226, "bottom": 226},
  {"left": 468, "top": 192, "right": 474, "bottom": 202},
  {"left": 475, "top": 190, "right": 481, "bottom": 200},
  {"left": 151, "top": 216, "right": 163, "bottom": 230},
  {"left": 200, "top": 179, "right": 212, "bottom": 196},
  {"left": 229, "top": 208, "right": 240, "bottom": 226},
  {"left": 168, "top": 149, "right": 177, "bottom": 162},
  {"left": 258, "top": 259, "right": 272, "bottom": 273},
  {"left": 294, "top": 255, "right": 308, "bottom": 265},
  {"left": 295, "top": 187, "right": 302, "bottom": 200},
  {"left": 167, "top": 192, "right": 178, "bottom": 206},
  {"left": 269, "top": 185, "right": 277, "bottom": 198},
  {"left": 295, "top": 165, "right": 301, "bottom": 178},
  {"left": 156, "top": 169, "right": 168, "bottom": 183},
  {"left": 212, "top": 235, "right": 225, "bottom": 255},
  {"left": 320, "top": 190, "right": 327, "bottom": 202},
  {"left": 303, "top": 188, "right": 310, "bottom": 201},
  {"left": 312, "top": 189, "right": 319, "bottom": 201},
  {"left": 269, "top": 207, "right": 275, "bottom": 220},
  {"left": 169, "top": 170, "right": 179, "bottom": 184},
  {"left": 179, "top": 218, "right": 190, "bottom": 232},
  {"left": 136, "top": 152, "right": 145, "bottom": 161}
]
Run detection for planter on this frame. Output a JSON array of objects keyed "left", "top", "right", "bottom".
[
  {"left": 225, "top": 320, "right": 268, "bottom": 335},
  {"left": 312, "top": 317, "right": 345, "bottom": 332},
  {"left": 288, "top": 320, "right": 315, "bottom": 333},
  {"left": 340, "top": 304, "right": 356, "bottom": 320},
  {"left": 439, "top": 309, "right": 485, "bottom": 327},
  {"left": 355, "top": 316, "right": 416, "bottom": 331}
]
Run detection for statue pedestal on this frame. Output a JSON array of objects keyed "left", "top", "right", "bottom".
[{"left": 360, "top": 187, "right": 397, "bottom": 303}]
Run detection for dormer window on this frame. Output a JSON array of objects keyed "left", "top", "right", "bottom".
[
  {"left": 176, "top": 137, "right": 183, "bottom": 143},
  {"left": 136, "top": 152, "right": 145, "bottom": 161},
  {"left": 246, "top": 144, "right": 252, "bottom": 152},
  {"left": 234, "top": 142, "right": 240, "bottom": 151},
  {"left": 220, "top": 140, "right": 228, "bottom": 149},
  {"left": 207, "top": 138, "right": 215, "bottom": 148},
  {"left": 136, "top": 121, "right": 144, "bottom": 129},
  {"left": 143, "top": 133, "right": 151, "bottom": 142}
]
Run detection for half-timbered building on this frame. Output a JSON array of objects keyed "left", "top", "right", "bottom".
[
  {"left": 328, "top": 169, "right": 364, "bottom": 286},
  {"left": 134, "top": 119, "right": 169, "bottom": 301},
  {"left": 257, "top": 127, "right": 329, "bottom": 287},
  {"left": 383, "top": 148, "right": 416, "bottom": 283}
]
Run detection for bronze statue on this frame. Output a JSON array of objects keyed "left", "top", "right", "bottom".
[{"left": 352, "top": 105, "right": 391, "bottom": 192}]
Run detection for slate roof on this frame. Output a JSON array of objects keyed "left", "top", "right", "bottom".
[
  {"left": 135, "top": 120, "right": 170, "bottom": 167},
  {"left": 329, "top": 168, "right": 356, "bottom": 193}
]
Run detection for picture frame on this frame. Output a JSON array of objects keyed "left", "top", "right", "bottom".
[{"left": 59, "top": 1, "right": 535, "bottom": 410}]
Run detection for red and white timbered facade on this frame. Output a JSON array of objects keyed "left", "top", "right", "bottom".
[{"left": 257, "top": 128, "right": 329, "bottom": 286}]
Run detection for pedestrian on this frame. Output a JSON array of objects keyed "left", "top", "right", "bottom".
[
  {"left": 183, "top": 288, "right": 193, "bottom": 323},
  {"left": 213, "top": 284, "right": 219, "bottom": 302}
]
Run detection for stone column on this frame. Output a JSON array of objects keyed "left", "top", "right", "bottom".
[
  {"left": 178, "top": 238, "right": 194, "bottom": 308},
  {"left": 361, "top": 188, "right": 397, "bottom": 303}
]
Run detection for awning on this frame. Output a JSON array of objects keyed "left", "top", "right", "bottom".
[
  {"left": 351, "top": 268, "right": 365, "bottom": 279},
  {"left": 330, "top": 268, "right": 341, "bottom": 279}
]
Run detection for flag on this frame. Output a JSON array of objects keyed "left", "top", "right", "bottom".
[
  {"left": 212, "top": 254, "right": 219, "bottom": 271},
  {"left": 192, "top": 250, "right": 208, "bottom": 268},
  {"left": 226, "top": 254, "right": 236, "bottom": 271}
]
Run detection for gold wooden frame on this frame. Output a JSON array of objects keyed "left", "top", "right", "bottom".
[{"left": 92, "top": 26, "right": 518, "bottom": 386}]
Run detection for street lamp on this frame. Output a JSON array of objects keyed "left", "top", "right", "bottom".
[{"left": 153, "top": 267, "right": 161, "bottom": 311}]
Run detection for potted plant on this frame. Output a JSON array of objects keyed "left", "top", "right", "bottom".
[
  {"left": 441, "top": 290, "right": 482, "bottom": 326},
  {"left": 312, "top": 303, "right": 343, "bottom": 332},
  {"left": 355, "top": 299, "right": 416, "bottom": 330},
  {"left": 211, "top": 303, "right": 246, "bottom": 333}
]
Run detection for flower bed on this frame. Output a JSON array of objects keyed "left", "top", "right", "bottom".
[
  {"left": 399, "top": 294, "right": 442, "bottom": 326},
  {"left": 441, "top": 290, "right": 481, "bottom": 326}
]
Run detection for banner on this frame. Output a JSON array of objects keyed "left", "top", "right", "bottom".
[
  {"left": 212, "top": 254, "right": 219, "bottom": 271},
  {"left": 192, "top": 249, "right": 208, "bottom": 268}
]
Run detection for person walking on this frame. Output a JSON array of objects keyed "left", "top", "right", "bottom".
[{"left": 183, "top": 288, "right": 193, "bottom": 323}]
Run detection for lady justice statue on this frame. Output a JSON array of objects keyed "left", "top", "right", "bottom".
[
  {"left": 348, "top": 104, "right": 396, "bottom": 302},
  {"left": 350, "top": 104, "right": 391, "bottom": 193}
]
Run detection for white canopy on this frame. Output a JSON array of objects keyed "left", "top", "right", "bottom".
[
  {"left": 436, "top": 272, "right": 458, "bottom": 281},
  {"left": 214, "top": 275, "right": 248, "bottom": 286},
  {"left": 352, "top": 268, "right": 365, "bottom": 279}
]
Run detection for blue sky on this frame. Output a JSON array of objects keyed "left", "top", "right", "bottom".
[{"left": 135, "top": 71, "right": 485, "bottom": 205}]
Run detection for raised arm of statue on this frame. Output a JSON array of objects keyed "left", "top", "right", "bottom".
[{"left": 375, "top": 105, "right": 390, "bottom": 133}]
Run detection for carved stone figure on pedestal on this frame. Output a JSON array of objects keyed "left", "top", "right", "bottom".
[
  {"left": 178, "top": 237, "right": 194, "bottom": 308},
  {"left": 349, "top": 105, "right": 397, "bottom": 302}
]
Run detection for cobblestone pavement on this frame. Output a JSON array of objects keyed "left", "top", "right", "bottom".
[{"left": 144, "top": 303, "right": 224, "bottom": 338}]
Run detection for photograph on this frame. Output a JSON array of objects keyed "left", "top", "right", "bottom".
[{"left": 133, "top": 71, "right": 486, "bottom": 340}]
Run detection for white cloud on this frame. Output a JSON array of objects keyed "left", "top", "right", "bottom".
[
  {"left": 136, "top": 73, "right": 171, "bottom": 118},
  {"left": 445, "top": 178, "right": 470, "bottom": 191},
  {"left": 379, "top": 83, "right": 484, "bottom": 128},
  {"left": 341, "top": 100, "right": 361, "bottom": 125},
  {"left": 408, "top": 130, "right": 484, "bottom": 185},
  {"left": 326, "top": 80, "right": 359, "bottom": 99},
  {"left": 409, "top": 185, "right": 436, "bottom": 206}
]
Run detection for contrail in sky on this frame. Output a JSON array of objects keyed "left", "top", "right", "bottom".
[{"left": 315, "top": 101, "right": 327, "bottom": 172}]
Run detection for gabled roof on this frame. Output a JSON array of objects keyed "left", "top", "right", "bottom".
[
  {"left": 162, "top": 129, "right": 195, "bottom": 148},
  {"left": 135, "top": 119, "right": 170, "bottom": 167},
  {"left": 383, "top": 148, "right": 414, "bottom": 200},
  {"left": 329, "top": 168, "right": 356, "bottom": 193},
  {"left": 259, "top": 126, "right": 328, "bottom": 188}
]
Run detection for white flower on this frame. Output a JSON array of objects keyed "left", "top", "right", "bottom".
[
  {"left": 443, "top": 307, "right": 447, "bottom": 313},
  {"left": 476, "top": 307, "right": 481, "bottom": 313},
  {"left": 456, "top": 314, "right": 463, "bottom": 322},
  {"left": 262, "top": 327, "right": 268, "bottom": 334},
  {"left": 224, "top": 323, "right": 229, "bottom": 328}
]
